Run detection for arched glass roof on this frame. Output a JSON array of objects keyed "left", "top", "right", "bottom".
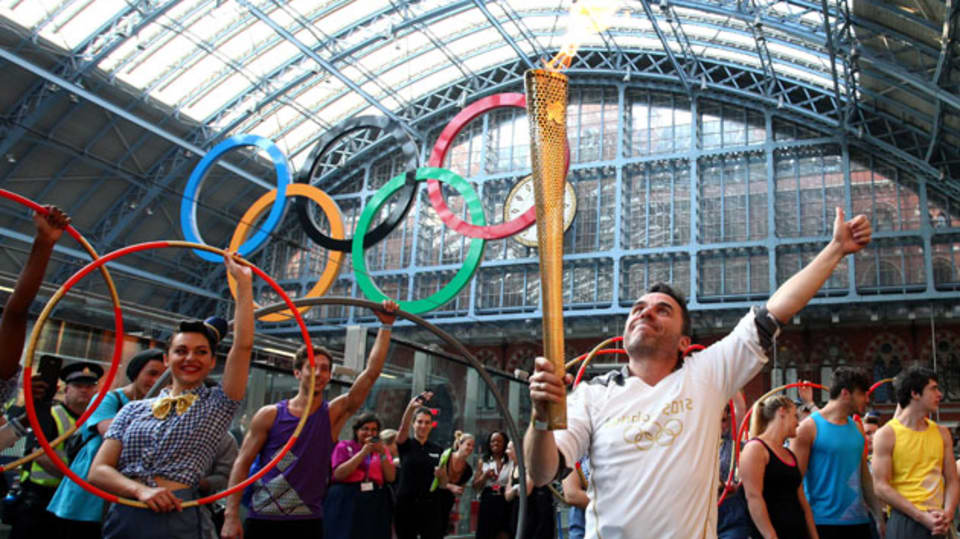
[{"left": 1, "top": 0, "right": 867, "bottom": 173}]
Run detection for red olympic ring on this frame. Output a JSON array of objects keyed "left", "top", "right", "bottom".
[
  {"left": 0, "top": 189, "right": 123, "bottom": 473},
  {"left": 23, "top": 241, "right": 315, "bottom": 508},
  {"left": 426, "top": 93, "right": 571, "bottom": 239}
]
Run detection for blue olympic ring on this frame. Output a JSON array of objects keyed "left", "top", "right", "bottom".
[{"left": 179, "top": 134, "right": 291, "bottom": 262}]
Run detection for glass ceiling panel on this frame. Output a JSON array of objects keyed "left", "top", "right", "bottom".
[{"left": 0, "top": 0, "right": 849, "bottom": 158}]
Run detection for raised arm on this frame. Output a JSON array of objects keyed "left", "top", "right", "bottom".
[
  {"left": 395, "top": 392, "right": 430, "bottom": 446},
  {"left": 0, "top": 207, "right": 69, "bottom": 380},
  {"left": 766, "top": 208, "right": 871, "bottom": 323},
  {"left": 222, "top": 405, "right": 276, "bottom": 539},
  {"left": 221, "top": 253, "right": 254, "bottom": 401},
  {"left": 329, "top": 300, "right": 398, "bottom": 433}
]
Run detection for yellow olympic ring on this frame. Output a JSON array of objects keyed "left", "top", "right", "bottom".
[
  {"left": 227, "top": 183, "right": 345, "bottom": 322},
  {"left": 624, "top": 418, "right": 684, "bottom": 451}
]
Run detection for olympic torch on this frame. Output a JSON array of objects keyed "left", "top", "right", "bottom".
[{"left": 524, "top": 68, "right": 569, "bottom": 430}]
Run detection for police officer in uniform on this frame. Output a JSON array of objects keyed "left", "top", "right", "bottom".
[{"left": 8, "top": 361, "right": 102, "bottom": 539}]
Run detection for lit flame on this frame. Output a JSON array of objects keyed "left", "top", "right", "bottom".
[{"left": 546, "top": 0, "right": 621, "bottom": 71}]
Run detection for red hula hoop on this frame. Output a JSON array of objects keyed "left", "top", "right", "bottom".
[
  {"left": 0, "top": 189, "right": 124, "bottom": 473},
  {"left": 23, "top": 241, "right": 315, "bottom": 507}
]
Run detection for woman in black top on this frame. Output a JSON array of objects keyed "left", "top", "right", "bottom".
[
  {"left": 434, "top": 431, "right": 474, "bottom": 535},
  {"left": 740, "top": 395, "right": 819, "bottom": 539},
  {"left": 505, "top": 441, "right": 554, "bottom": 539},
  {"left": 473, "top": 430, "right": 512, "bottom": 539}
]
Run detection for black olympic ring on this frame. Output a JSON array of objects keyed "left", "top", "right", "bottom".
[
  {"left": 253, "top": 296, "right": 529, "bottom": 539},
  {"left": 295, "top": 115, "right": 420, "bottom": 252}
]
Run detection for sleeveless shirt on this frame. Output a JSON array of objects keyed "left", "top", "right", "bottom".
[
  {"left": 803, "top": 411, "right": 870, "bottom": 524},
  {"left": 888, "top": 417, "right": 944, "bottom": 511},
  {"left": 747, "top": 438, "right": 810, "bottom": 539},
  {"left": 247, "top": 399, "right": 333, "bottom": 520}
]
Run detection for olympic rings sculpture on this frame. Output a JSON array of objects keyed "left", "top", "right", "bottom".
[
  {"left": 181, "top": 135, "right": 291, "bottom": 263},
  {"left": 23, "top": 241, "right": 317, "bottom": 508},
  {"left": 180, "top": 93, "right": 574, "bottom": 316},
  {"left": 0, "top": 190, "right": 123, "bottom": 473}
]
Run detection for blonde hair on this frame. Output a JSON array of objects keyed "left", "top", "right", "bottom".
[
  {"left": 453, "top": 431, "right": 474, "bottom": 451},
  {"left": 379, "top": 428, "right": 398, "bottom": 445},
  {"left": 748, "top": 395, "right": 794, "bottom": 438}
]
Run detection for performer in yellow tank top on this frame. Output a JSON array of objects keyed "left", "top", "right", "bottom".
[{"left": 872, "top": 366, "right": 958, "bottom": 539}]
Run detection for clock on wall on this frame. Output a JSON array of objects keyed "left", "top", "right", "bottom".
[{"left": 503, "top": 176, "right": 578, "bottom": 247}]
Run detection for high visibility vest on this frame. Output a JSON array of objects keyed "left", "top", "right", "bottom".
[{"left": 20, "top": 404, "right": 75, "bottom": 487}]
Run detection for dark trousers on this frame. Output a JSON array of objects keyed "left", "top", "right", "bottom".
[
  {"left": 57, "top": 519, "right": 103, "bottom": 539},
  {"left": 245, "top": 517, "right": 324, "bottom": 539},
  {"left": 394, "top": 495, "right": 441, "bottom": 539},
  {"left": 9, "top": 483, "right": 65, "bottom": 539},
  {"left": 816, "top": 523, "right": 872, "bottom": 539},
  {"left": 102, "top": 487, "right": 211, "bottom": 539}
]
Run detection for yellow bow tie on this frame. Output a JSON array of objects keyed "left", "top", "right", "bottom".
[{"left": 151, "top": 394, "right": 198, "bottom": 419}]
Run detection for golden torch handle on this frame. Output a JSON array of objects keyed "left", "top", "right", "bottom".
[{"left": 524, "top": 68, "right": 569, "bottom": 430}]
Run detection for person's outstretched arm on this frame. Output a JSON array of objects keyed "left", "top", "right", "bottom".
[
  {"left": 395, "top": 392, "right": 430, "bottom": 446},
  {"left": 0, "top": 207, "right": 70, "bottom": 380},
  {"left": 766, "top": 207, "right": 871, "bottom": 323},
  {"left": 329, "top": 300, "right": 398, "bottom": 435},
  {"left": 220, "top": 253, "right": 254, "bottom": 401}
]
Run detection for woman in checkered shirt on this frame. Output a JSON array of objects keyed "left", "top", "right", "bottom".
[{"left": 89, "top": 253, "right": 254, "bottom": 539}]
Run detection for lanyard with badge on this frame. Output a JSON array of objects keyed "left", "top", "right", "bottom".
[{"left": 361, "top": 453, "right": 375, "bottom": 492}]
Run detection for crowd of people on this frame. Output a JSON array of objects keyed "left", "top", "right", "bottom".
[{"left": 0, "top": 197, "right": 955, "bottom": 539}]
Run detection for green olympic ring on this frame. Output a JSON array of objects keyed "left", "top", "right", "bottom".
[{"left": 352, "top": 167, "right": 486, "bottom": 314}]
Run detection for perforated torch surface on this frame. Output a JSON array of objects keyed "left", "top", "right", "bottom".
[{"left": 525, "top": 68, "right": 569, "bottom": 430}]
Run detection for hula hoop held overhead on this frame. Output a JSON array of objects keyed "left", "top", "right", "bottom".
[
  {"left": 253, "top": 296, "right": 531, "bottom": 539},
  {"left": 0, "top": 189, "right": 122, "bottom": 473},
  {"left": 22, "top": 241, "right": 317, "bottom": 509}
]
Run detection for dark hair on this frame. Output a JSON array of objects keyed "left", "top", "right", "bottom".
[
  {"left": 483, "top": 430, "right": 509, "bottom": 459},
  {"left": 414, "top": 407, "right": 434, "bottom": 420},
  {"left": 646, "top": 282, "right": 691, "bottom": 336},
  {"left": 351, "top": 412, "right": 380, "bottom": 442},
  {"left": 894, "top": 366, "right": 938, "bottom": 408},
  {"left": 294, "top": 345, "right": 334, "bottom": 371},
  {"left": 127, "top": 348, "right": 164, "bottom": 382},
  {"left": 829, "top": 366, "right": 871, "bottom": 399},
  {"left": 169, "top": 317, "right": 228, "bottom": 352},
  {"left": 863, "top": 414, "right": 880, "bottom": 425}
]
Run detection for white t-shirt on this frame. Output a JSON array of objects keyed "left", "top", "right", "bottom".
[{"left": 554, "top": 309, "right": 768, "bottom": 539}]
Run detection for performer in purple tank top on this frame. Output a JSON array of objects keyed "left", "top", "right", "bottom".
[{"left": 221, "top": 300, "right": 398, "bottom": 539}]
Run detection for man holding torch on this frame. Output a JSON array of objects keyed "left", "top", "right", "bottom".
[{"left": 524, "top": 208, "right": 872, "bottom": 538}]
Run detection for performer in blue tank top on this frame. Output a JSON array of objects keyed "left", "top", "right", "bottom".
[
  {"left": 790, "top": 367, "right": 885, "bottom": 539},
  {"left": 221, "top": 300, "right": 398, "bottom": 539}
]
